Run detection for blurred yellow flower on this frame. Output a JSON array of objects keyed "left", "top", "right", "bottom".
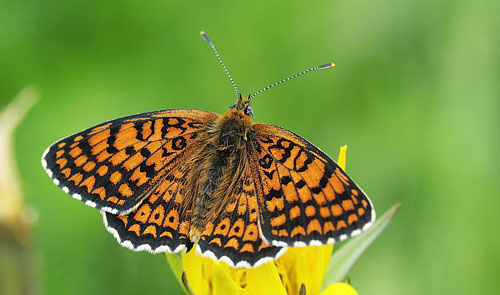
[
  {"left": 0, "top": 87, "right": 39, "bottom": 295},
  {"left": 167, "top": 146, "right": 359, "bottom": 295},
  {"left": 0, "top": 87, "right": 39, "bottom": 243}
]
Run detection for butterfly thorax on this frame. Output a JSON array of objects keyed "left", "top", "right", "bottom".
[{"left": 188, "top": 108, "right": 254, "bottom": 242}]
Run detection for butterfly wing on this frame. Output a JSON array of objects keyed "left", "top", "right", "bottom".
[
  {"left": 248, "top": 123, "right": 376, "bottom": 247},
  {"left": 102, "top": 163, "right": 195, "bottom": 253},
  {"left": 42, "top": 109, "right": 218, "bottom": 215},
  {"left": 196, "top": 163, "right": 286, "bottom": 268}
]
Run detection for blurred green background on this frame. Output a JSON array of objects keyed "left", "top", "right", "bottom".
[{"left": 1, "top": 0, "right": 498, "bottom": 294}]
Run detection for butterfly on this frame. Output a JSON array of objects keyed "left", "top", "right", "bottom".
[{"left": 41, "top": 32, "right": 375, "bottom": 268}]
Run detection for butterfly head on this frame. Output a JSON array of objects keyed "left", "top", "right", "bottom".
[{"left": 229, "top": 94, "right": 254, "bottom": 118}]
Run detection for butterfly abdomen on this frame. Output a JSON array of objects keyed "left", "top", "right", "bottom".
[{"left": 190, "top": 149, "right": 222, "bottom": 241}]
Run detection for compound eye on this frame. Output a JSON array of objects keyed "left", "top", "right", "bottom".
[
  {"left": 228, "top": 103, "right": 237, "bottom": 110},
  {"left": 244, "top": 106, "right": 254, "bottom": 118}
]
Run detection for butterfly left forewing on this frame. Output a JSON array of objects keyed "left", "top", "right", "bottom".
[
  {"left": 42, "top": 109, "right": 218, "bottom": 215},
  {"left": 248, "top": 123, "right": 375, "bottom": 247}
]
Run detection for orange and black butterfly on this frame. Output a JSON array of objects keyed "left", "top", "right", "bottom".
[{"left": 42, "top": 32, "right": 375, "bottom": 268}]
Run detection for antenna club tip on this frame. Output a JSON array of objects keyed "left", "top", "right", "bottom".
[
  {"left": 200, "top": 31, "right": 211, "bottom": 43},
  {"left": 318, "top": 62, "right": 336, "bottom": 70}
]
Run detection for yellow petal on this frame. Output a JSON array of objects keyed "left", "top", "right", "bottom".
[
  {"left": 228, "top": 267, "right": 247, "bottom": 289},
  {"left": 182, "top": 249, "right": 204, "bottom": 294},
  {"left": 321, "top": 283, "right": 358, "bottom": 295},
  {"left": 276, "top": 244, "right": 333, "bottom": 295},
  {"left": 200, "top": 257, "right": 215, "bottom": 294},
  {"left": 244, "top": 261, "right": 287, "bottom": 295},
  {"left": 213, "top": 262, "right": 244, "bottom": 295},
  {"left": 338, "top": 145, "right": 347, "bottom": 170},
  {"left": 274, "top": 259, "right": 292, "bottom": 293}
]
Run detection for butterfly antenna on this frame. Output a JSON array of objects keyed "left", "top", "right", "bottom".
[
  {"left": 200, "top": 31, "right": 240, "bottom": 101},
  {"left": 246, "top": 63, "right": 336, "bottom": 105}
]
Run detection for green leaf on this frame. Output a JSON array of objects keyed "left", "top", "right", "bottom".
[
  {"left": 322, "top": 203, "right": 401, "bottom": 289},
  {"left": 165, "top": 253, "right": 192, "bottom": 295}
]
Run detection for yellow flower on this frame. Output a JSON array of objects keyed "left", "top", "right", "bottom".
[
  {"left": 0, "top": 87, "right": 38, "bottom": 243},
  {"left": 0, "top": 87, "right": 39, "bottom": 294},
  {"left": 167, "top": 146, "right": 359, "bottom": 295}
]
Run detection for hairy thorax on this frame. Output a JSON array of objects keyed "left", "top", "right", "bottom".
[{"left": 187, "top": 108, "right": 254, "bottom": 242}]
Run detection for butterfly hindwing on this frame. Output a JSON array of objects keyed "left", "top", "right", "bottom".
[
  {"left": 197, "top": 163, "right": 286, "bottom": 268},
  {"left": 103, "top": 164, "right": 195, "bottom": 253},
  {"left": 249, "top": 123, "right": 375, "bottom": 247},
  {"left": 42, "top": 109, "right": 218, "bottom": 215}
]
